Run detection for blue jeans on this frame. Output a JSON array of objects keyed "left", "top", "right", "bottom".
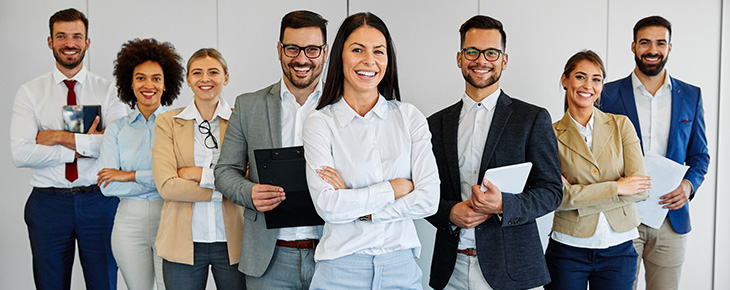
[
  {"left": 310, "top": 249, "right": 422, "bottom": 290},
  {"left": 245, "top": 246, "right": 316, "bottom": 290},
  {"left": 545, "top": 238, "right": 638, "bottom": 290},
  {"left": 25, "top": 187, "right": 118, "bottom": 290},
  {"left": 163, "top": 242, "right": 245, "bottom": 290}
]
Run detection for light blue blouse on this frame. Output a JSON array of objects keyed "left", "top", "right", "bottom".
[{"left": 98, "top": 106, "right": 166, "bottom": 200}]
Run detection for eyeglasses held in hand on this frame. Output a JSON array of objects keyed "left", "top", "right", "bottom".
[
  {"left": 198, "top": 120, "right": 218, "bottom": 149},
  {"left": 281, "top": 43, "right": 326, "bottom": 59},
  {"left": 461, "top": 47, "right": 504, "bottom": 61}
]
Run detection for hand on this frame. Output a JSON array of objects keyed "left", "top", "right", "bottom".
[
  {"left": 660, "top": 180, "right": 692, "bottom": 210},
  {"left": 449, "top": 200, "right": 490, "bottom": 229},
  {"left": 471, "top": 179, "right": 503, "bottom": 215},
  {"left": 389, "top": 178, "right": 414, "bottom": 199},
  {"left": 97, "top": 168, "right": 135, "bottom": 188},
  {"left": 251, "top": 184, "right": 285, "bottom": 212},
  {"left": 36, "top": 129, "right": 75, "bottom": 148},
  {"left": 86, "top": 116, "right": 104, "bottom": 134},
  {"left": 617, "top": 175, "right": 652, "bottom": 196},
  {"left": 177, "top": 167, "right": 202, "bottom": 183},
  {"left": 561, "top": 175, "right": 571, "bottom": 186},
  {"left": 316, "top": 166, "right": 346, "bottom": 189}
]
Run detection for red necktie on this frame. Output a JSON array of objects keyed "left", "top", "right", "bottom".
[{"left": 63, "top": 80, "right": 78, "bottom": 182}]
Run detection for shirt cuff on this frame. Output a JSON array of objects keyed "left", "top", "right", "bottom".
[
  {"left": 60, "top": 146, "right": 76, "bottom": 163},
  {"left": 211, "top": 191, "right": 223, "bottom": 202},
  {"left": 200, "top": 167, "right": 215, "bottom": 189}
]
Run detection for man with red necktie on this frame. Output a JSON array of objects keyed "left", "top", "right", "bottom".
[{"left": 9, "top": 8, "right": 127, "bottom": 290}]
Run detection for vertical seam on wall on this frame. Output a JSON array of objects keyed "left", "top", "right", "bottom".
[
  {"left": 216, "top": 0, "right": 220, "bottom": 49},
  {"left": 478, "top": 0, "right": 481, "bottom": 15},
  {"left": 605, "top": 0, "right": 610, "bottom": 71},
  {"left": 712, "top": 2, "right": 725, "bottom": 289},
  {"left": 86, "top": 0, "right": 91, "bottom": 70},
  {"left": 347, "top": 0, "right": 350, "bottom": 15}
]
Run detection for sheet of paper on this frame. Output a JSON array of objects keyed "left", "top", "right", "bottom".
[
  {"left": 635, "top": 152, "right": 689, "bottom": 229},
  {"left": 480, "top": 162, "right": 532, "bottom": 194}
]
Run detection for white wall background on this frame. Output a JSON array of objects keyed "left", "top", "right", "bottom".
[{"left": 1, "top": 0, "right": 726, "bottom": 289}]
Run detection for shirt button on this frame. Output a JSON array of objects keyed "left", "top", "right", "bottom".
[{"left": 592, "top": 169, "right": 599, "bottom": 175}]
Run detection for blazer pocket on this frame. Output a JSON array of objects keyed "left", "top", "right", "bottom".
[
  {"left": 502, "top": 221, "right": 547, "bottom": 281},
  {"left": 243, "top": 208, "right": 258, "bottom": 221}
]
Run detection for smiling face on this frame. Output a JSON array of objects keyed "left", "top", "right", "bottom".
[
  {"left": 632, "top": 26, "right": 671, "bottom": 77},
  {"left": 341, "top": 26, "right": 387, "bottom": 98},
  {"left": 458, "top": 28, "right": 507, "bottom": 97},
  {"left": 187, "top": 56, "right": 229, "bottom": 103},
  {"left": 48, "top": 20, "right": 90, "bottom": 71},
  {"left": 562, "top": 60, "right": 603, "bottom": 111},
  {"left": 278, "top": 26, "right": 327, "bottom": 91},
  {"left": 132, "top": 61, "right": 165, "bottom": 115}
]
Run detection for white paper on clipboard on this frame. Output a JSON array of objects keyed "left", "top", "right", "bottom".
[{"left": 480, "top": 162, "right": 533, "bottom": 194}]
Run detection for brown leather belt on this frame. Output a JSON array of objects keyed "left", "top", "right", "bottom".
[
  {"left": 276, "top": 239, "right": 318, "bottom": 249},
  {"left": 457, "top": 248, "right": 477, "bottom": 256}
]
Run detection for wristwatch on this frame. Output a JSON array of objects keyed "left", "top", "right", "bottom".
[{"left": 358, "top": 214, "right": 372, "bottom": 221}]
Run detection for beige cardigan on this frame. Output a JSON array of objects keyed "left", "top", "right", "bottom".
[
  {"left": 552, "top": 109, "right": 648, "bottom": 238},
  {"left": 152, "top": 108, "right": 244, "bottom": 265}
]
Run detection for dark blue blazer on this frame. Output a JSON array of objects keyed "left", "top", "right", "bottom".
[
  {"left": 426, "top": 92, "right": 562, "bottom": 290},
  {"left": 600, "top": 75, "right": 709, "bottom": 234}
]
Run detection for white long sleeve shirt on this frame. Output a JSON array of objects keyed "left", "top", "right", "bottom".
[
  {"left": 10, "top": 65, "right": 128, "bottom": 187},
  {"left": 303, "top": 96, "right": 440, "bottom": 261},
  {"left": 174, "top": 98, "right": 231, "bottom": 243}
]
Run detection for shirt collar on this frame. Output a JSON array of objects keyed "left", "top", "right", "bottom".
[
  {"left": 333, "top": 94, "right": 389, "bottom": 128},
  {"left": 174, "top": 97, "right": 232, "bottom": 122},
  {"left": 130, "top": 105, "right": 167, "bottom": 124},
  {"left": 52, "top": 65, "right": 87, "bottom": 85},
  {"left": 461, "top": 88, "right": 500, "bottom": 113},
  {"left": 279, "top": 78, "right": 323, "bottom": 106},
  {"left": 631, "top": 70, "right": 672, "bottom": 93},
  {"left": 568, "top": 107, "right": 595, "bottom": 132}
]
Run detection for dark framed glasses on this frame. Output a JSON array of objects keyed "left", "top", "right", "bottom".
[
  {"left": 198, "top": 120, "right": 218, "bottom": 149},
  {"left": 461, "top": 47, "right": 504, "bottom": 61},
  {"left": 281, "top": 43, "right": 326, "bottom": 59}
]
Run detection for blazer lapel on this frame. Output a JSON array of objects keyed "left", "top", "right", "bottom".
[
  {"left": 666, "top": 77, "right": 684, "bottom": 157},
  {"left": 174, "top": 117, "right": 195, "bottom": 167},
  {"left": 555, "top": 112, "right": 599, "bottom": 169},
  {"left": 591, "top": 110, "right": 615, "bottom": 162},
  {"left": 618, "top": 76, "right": 643, "bottom": 146},
  {"left": 442, "top": 101, "right": 463, "bottom": 200},
  {"left": 265, "top": 82, "right": 283, "bottom": 147},
  {"left": 477, "top": 92, "right": 511, "bottom": 183}
]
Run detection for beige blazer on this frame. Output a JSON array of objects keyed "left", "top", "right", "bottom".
[
  {"left": 152, "top": 108, "right": 244, "bottom": 265},
  {"left": 552, "top": 109, "right": 648, "bottom": 238}
]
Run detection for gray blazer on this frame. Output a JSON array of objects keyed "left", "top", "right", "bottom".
[{"left": 215, "top": 82, "right": 283, "bottom": 277}]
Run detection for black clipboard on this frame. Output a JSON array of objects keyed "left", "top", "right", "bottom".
[{"left": 254, "top": 146, "right": 324, "bottom": 229}]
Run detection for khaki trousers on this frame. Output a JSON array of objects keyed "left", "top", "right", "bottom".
[{"left": 632, "top": 217, "right": 687, "bottom": 290}]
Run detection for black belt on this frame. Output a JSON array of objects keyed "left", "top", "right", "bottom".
[{"left": 34, "top": 185, "right": 99, "bottom": 194}]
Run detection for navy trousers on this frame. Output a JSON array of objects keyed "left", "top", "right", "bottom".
[
  {"left": 544, "top": 238, "right": 637, "bottom": 290},
  {"left": 25, "top": 187, "right": 119, "bottom": 290}
]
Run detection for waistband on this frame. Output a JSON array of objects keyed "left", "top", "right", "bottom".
[
  {"left": 276, "top": 239, "right": 319, "bottom": 249},
  {"left": 33, "top": 185, "right": 99, "bottom": 194}
]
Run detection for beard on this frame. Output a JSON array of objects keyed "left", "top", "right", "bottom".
[
  {"left": 53, "top": 48, "right": 86, "bottom": 70},
  {"left": 463, "top": 65, "right": 502, "bottom": 89},
  {"left": 634, "top": 53, "right": 668, "bottom": 77},
  {"left": 282, "top": 62, "right": 323, "bottom": 90}
]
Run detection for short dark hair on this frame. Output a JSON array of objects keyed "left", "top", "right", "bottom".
[
  {"left": 633, "top": 15, "right": 672, "bottom": 42},
  {"left": 113, "top": 38, "right": 183, "bottom": 109},
  {"left": 460, "top": 15, "right": 506, "bottom": 51},
  {"left": 317, "top": 12, "right": 400, "bottom": 110},
  {"left": 279, "top": 10, "right": 328, "bottom": 44},
  {"left": 49, "top": 8, "right": 88, "bottom": 37},
  {"left": 562, "top": 50, "right": 606, "bottom": 111}
]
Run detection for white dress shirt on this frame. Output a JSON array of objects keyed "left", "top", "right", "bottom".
[
  {"left": 551, "top": 109, "right": 639, "bottom": 248},
  {"left": 174, "top": 98, "right": 231, "bottom": 243},
  {"left": 10, "top": 66, "right": 128, "bottom": 188},
  {"left": 303, "top": 96, "right": 439, "bottom": 261},
  {"left": 632, "top": 71, "right": 672, "bottom": 156},
  {"left": 278, "top": 79, "right": 324, "bottom": 241},
  {"left": 456, "top": 89, "right": 500, "bottom": 250}
]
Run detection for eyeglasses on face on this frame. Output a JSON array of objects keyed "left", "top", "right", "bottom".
[
  {"left": 461, "top": 47, "right": 504, "bottom": 61},
  {"left": 281, "top": 43, "right": 326, "bottom": 59},
  {"left": 198, "top": 120, "right": 218, "bottom": 149}
]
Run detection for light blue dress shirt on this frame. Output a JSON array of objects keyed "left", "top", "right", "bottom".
[{"left": 98, "top": 106, "right": 166, "bottom": 200}]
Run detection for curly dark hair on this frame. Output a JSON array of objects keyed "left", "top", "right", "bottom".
[{"left": 113, "top": 38, "right": 183, "bottom": 109}]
